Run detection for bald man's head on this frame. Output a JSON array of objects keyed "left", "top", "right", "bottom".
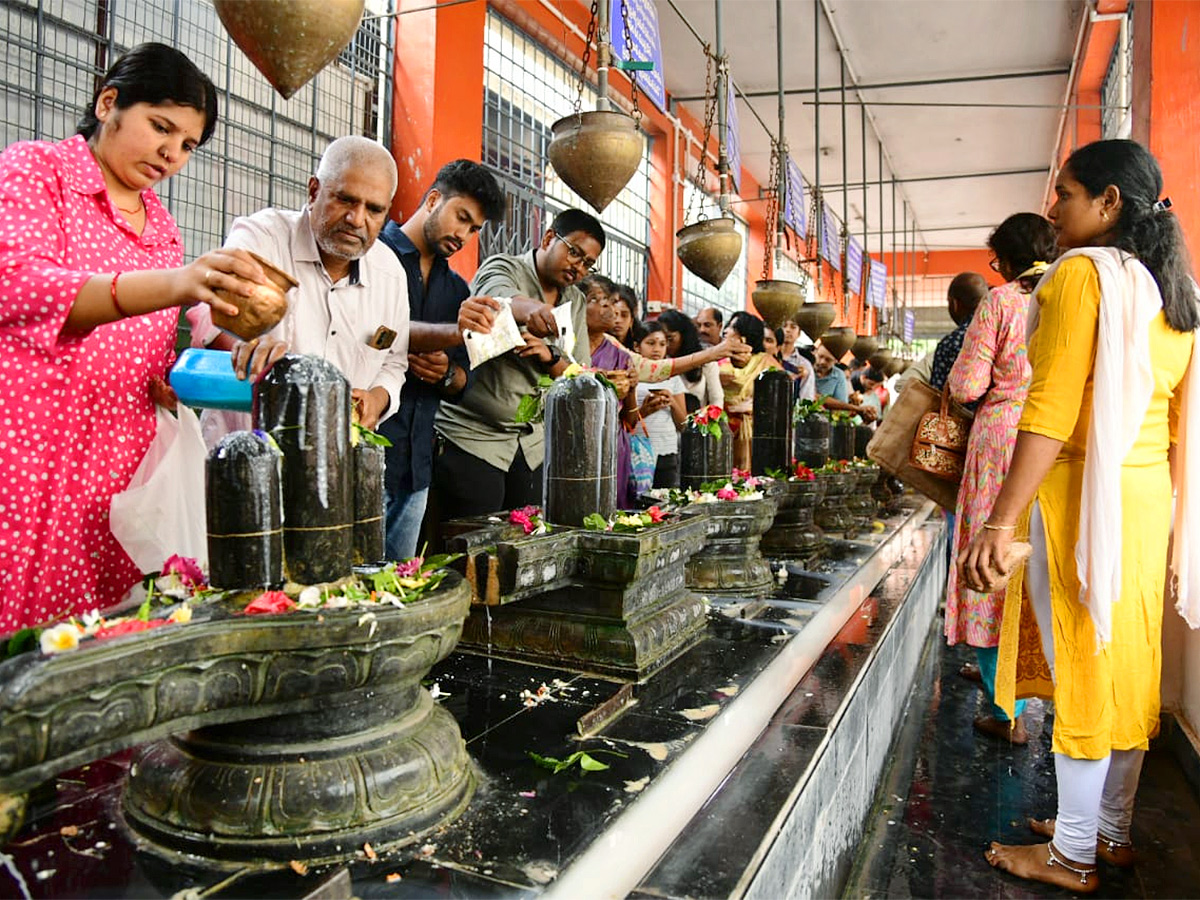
[{"left": 307, "top": 137, "right": 397, "bottom": 269}]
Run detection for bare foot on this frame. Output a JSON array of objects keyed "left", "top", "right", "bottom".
[
  {"left": 958, "top": 662, "right": 983, "bottom": 684},
  {"left": 986, "top": 841, "right": 1099, "bottom": 893},
  {"left": 1028, "top": 819, "right": 1137, "bottom": 867},
  {"left": 974, "top": 714, "right": 1028, "bottom": 745}
]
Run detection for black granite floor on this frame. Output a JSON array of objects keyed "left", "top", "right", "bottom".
[{"left": 846, "top": 629, "right": 1200, "bottom": 899}]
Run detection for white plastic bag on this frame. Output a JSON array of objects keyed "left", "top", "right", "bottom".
[
  {"left": 110, "top": 405, "right": 208, "bottom": 572},
  {"left": 463, "top": 297, "right": 524, "bottom": 369}
]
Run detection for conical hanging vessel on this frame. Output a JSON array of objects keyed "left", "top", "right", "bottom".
[
  {"left": 850, "top": 334, "right": 879, "bottom": 362},
  {"left": 795, "top": 301, "right": 836, "bottom": 343},
  {"left": 751, "top": 279, "right": 804, "bottom": 329},
  {"left": 677, "top": 218, "right": 742, "bottom": 289},
  {"left": 548, "top": 111, "right": 645, "bottom": 213},
  {"left": 819, "top": 325, "right": 856, "bottom": 361},
  {"left": 215, "top": 0, "right": 365, "bottom": 100},
  {"left": 868, "top": 348, "right": 893, "bottom": 370}
]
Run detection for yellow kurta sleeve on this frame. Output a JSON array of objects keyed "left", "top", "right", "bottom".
[{"left": 1018, "top": 256, "right": 1101, "bottom": 445}]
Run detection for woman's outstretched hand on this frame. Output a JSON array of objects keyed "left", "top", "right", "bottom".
[{"left": 176, "top": 248, "right": 269, "bottom": 317}]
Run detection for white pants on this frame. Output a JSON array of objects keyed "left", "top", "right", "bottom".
[{"left": 1030, "top": 503, "right": 1146, "bottom": 862}]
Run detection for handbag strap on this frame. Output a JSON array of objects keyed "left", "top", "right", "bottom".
[{"left": 940, "top": 383, "right": 953, "bottom": 418}]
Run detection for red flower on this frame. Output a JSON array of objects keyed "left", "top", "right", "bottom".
[
  {"left": 705, "top": 405, "right": 723, "bottom": 421},
  {"left": 646, "top": 505, "right": 665, "bottom": 523},
  {"left": 162, "top": 554, "right": 207, "bottom": 589},
  {"left": 243, "top": 591, "right": 296, "bottom": 615},
  {"left": 92, "top": 619, "right": 170, "bottom": 641}
]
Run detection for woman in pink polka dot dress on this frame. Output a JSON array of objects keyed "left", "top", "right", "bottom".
[{"left": 0, "top": 43, "right": 269, "bottom": 635}]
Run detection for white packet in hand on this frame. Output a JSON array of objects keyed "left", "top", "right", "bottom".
[{"left": 464, "top": 297, "right": 524, "bottom": 369}]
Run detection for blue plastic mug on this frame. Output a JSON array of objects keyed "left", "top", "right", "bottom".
[{"left": 170, "top": 348, "right": 253, "bottom": 411}]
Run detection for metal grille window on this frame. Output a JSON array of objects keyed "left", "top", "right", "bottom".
[
  {"left": 2, "top": 0, "right": 394, "bottom": 262},
  {"left": 481, "top": 11, "right": 652, "bottom": 299},
  {"left": 678, "top": 179, "right": 747, "bottom": 319},
  {"left": 1101, "top": 7, "right": 1133, "bottom": 139}
]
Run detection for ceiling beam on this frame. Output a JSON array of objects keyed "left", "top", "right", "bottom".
[
  {"left": 822, "top": 167, "right": 1048, "bottom": 191},
  {"left": 674, "top": 67, "right": 1070, "bottom": 102}
]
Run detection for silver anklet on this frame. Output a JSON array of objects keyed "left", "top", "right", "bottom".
[
  {"left": 1099, "top": 833, "right": 1133, "bottom": 853},
  {"left": 1047, "top": 842, "right": 1097, "bottom": 884}
]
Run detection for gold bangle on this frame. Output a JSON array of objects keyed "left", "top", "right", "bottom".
[{"left": 981, "top": 522, "right": 1016, "bottom": 532}]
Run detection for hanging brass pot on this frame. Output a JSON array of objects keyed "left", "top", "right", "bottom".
[
  {"left": 676, "top": 218, "right": 742, "bottom": 289},
  {"left": 868, "top": 348, "right": 893, "bottom": 371},
  {"left": 751, "top": 279, "right": 804, "bottom": 330},
  {"left": 850, "top": 334, "right": 879, "bottom": 362},
  {"left": 547, "top": 111, "right": 645, "bottom": 213},
  {"left": 885, "top": 356, "right": 906, "bottom": 377},
  {"left": 819, "top": 325, "right": 856, "bottom": 361},
  {"left": 214, "top": 0, "right": 366, "bottom": 100},
  {"left": 794, "top": 302, "right": 836, "bottom": 343}
]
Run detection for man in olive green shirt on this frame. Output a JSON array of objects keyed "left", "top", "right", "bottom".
[{"left": 433, "top": 208, "right": 604, "bottom": 518}]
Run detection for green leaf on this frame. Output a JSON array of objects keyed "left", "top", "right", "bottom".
[
  {"left": 4, "top": 628, "right": 39, "bottom": 659},
  {"left": 582, "top": 513, "right": 610, "bottom": 531},
  {"left": 420, "top": 552, "right": 464, "bottom": 572},
  {"left": 514, "top": 393, "right": 541, "bottom": 424},
  {"left": 577, "top": 752, "right": 611, "bottom": 772},
  {"left": 353, "top": 422, "right": 393, "bottom": 447},
  {"left": 765, "top": 467, "right": 786, "bottom": 480}
]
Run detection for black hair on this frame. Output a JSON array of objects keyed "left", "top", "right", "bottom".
[
  {"left": 699, "top": 306, "right": 724, "bottom": 326},
  {"left": 771, "top": 327, "right": 785, "bottom": 349},
  {"left": 429, "top": 159, "right": 506, "bottom": 223},
  {"left": 657, "top": 308, "right": 705, "bottom": 383},
  {"left": 551, "top": 208, "right": 606, "bottom": 251},
  {"left": 727, "top": 310, "right": 765, "bottom": 354},
  {"left": 612, "top": 284, "right": 641, "bottom": 320},
  {"left": 77, "top": 43, "right": 218, "bottom": 147},
  {"left": 988, "top": 212, "right": 1056, "bottom": 290},
  {"left": 946, "top": 272, "right": 989, "bottom": 326},
  {"left": 1063, "top": 139, "right": 1199, "bottom": 333},
  {"left": 579, "top": 273, "right": 616, "bottom": 296},
  {"left": 864, "top": 367, "right": 884, "bottom": 383}
]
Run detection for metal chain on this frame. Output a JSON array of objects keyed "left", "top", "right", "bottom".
[
  {"left": 761, "top": 138, "right": 781, "bottom": 281},
  {"left": 619, "top": 0, "right": 641, "bottom": 122},
  {"left": 687, "top": 45, "right": 716, "bottom": 223},
  {"left": 574, "top": 0, "right": 600, "bottom": 117}
]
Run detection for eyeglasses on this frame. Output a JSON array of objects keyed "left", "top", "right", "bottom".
[{"left": 554, "top": 232, "right": 598, "bottom": 272}]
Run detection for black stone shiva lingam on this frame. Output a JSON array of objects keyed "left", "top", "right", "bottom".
[
  {"left": 0, "top": 354, "right": 473, "bottom": 866},
  {"left": 447, "top": 372, "right": 709, "bottom": 680}
]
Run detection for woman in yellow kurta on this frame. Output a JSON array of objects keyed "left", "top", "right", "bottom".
[
  {"left": 961, "top": 139, "right": 1199, "bottom": 893},
  {"left": 718, "top": 311, "right": 781, "bottom": 470}
]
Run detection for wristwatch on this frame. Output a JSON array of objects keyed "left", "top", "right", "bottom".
[
  {"left": 544, "top": 344, "right": 562, "bottom": 368},
  {"left": 439, "top": 361, "right": 458, "bottom": 389}
]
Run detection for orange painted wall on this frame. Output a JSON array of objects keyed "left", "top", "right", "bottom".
[{"left": 1135, "top": 0, "right": 1200, "bottom": 275}]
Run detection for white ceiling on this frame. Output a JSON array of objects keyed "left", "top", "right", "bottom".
[{"left": 655, "top": 0, "right": 1085, "bottom": 255}]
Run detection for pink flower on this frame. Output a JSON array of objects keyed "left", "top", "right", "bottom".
[
  {"left": 395, "top": 556, "right": 424, "bottom": 578},
  {"left": 716, "top": 487, "right": 738, "bottom": 501},
  {"left": 92, "top": 619, "right": 170, "bottom": 640},
  {"left": 243, "top": 591, "right": 296, "bottom": 616},
  {"left": 732, "top": 468, "right": 750, "bottom": 480},
  {"left": 162, "top": 554, "right": 206, "bottom": 589}
]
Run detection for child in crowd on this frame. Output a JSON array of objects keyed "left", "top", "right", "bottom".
[{"left": 633, "top": 321, "right": 687, "bottom": 487}]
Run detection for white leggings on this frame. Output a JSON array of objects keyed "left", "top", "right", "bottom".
[{"left": 1030, "top": 503, "right": 1147, "bottom": 861}]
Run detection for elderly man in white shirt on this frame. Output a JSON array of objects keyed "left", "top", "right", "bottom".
[{"left": 189, "top": 136, "right": 409, "bottom": 440}]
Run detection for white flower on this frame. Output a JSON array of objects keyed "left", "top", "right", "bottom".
[
  {"left": 323, "top": 594, "right": 350, "bottom": 609},
  {"left": 80, "top": 609, "right": 102, "bottom": 632},
  {"left": 167, "top": 604, "right": 193, "bottom": 624},
  {"left": 297, "top": 586, "right": 323, "bottom": 608},
  {"left": 40, "top": 623, "right": 82, "bottom": 655}
]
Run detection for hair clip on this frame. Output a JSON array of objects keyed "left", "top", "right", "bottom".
[{"left": 1152, "top": 197, "right": 1173, "bottom": 213}]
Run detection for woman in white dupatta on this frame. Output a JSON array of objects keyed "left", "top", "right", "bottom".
[{"left": 961, "top": 139, "right": 1200, "bottom": 893}]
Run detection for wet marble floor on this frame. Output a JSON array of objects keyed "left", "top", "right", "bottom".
[{"left": 846, "top": 632, "right": 1200, "bottom": 899}]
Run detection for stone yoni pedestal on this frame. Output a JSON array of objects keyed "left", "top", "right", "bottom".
[
  {"left": 760, "top": 478, "right": 827, "bottom": 564},
  {"left": 684, "top": 495, "right": 779, "bottom": 595}
]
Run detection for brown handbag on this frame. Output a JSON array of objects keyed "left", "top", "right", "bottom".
[
  {"left": 866, "top": 379, "right": 974, "bottom": 512},
  {"left": 909, "top": 384, "right": 972, "bottom": 482}
]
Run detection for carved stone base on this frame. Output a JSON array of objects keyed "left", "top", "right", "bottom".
[
  {"left": 684, "top": 496, "right": 778, "bottom": 595},
  {"left": 124, "top": 690, "right": 474, "bottom": 863},
  {"left": 458, "top": 580, "right": 706, "bottom": 680},
  {"left": 761, "top": 480, "right": 827, "bottom": 559}
]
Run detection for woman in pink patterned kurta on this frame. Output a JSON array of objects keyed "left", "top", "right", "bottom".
[
  {"left": 946, "top": 212, "right": 1057, "bottom": 742},
  {"left": 0, "top": 44, "right": 266, "bottom": 635}
]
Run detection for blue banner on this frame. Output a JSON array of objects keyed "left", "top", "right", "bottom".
[
  {"left": 903, "top": 310, "right": 916, "bottom": 343},
  {"left": 609, "top": 0, "right": 666, "bottom": 113},
  {"left": 846, "top": 237, "right": 864, "bottom": 295},
  {"left": 821, "top": 204, "right": 841, "bottom": 271},
  {"left": 868, "top": 259, "right": 887, "bottom": 309},
  {"left": 782, "top": 156, "right": 806, "bottom": 239},
  {"left": 725, "top": 86, "right": 741, "bottom": 193}
]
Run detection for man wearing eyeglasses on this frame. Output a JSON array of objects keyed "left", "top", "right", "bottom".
[{"left": 432, "top": 208, "right": 606, "bottom": 520}]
